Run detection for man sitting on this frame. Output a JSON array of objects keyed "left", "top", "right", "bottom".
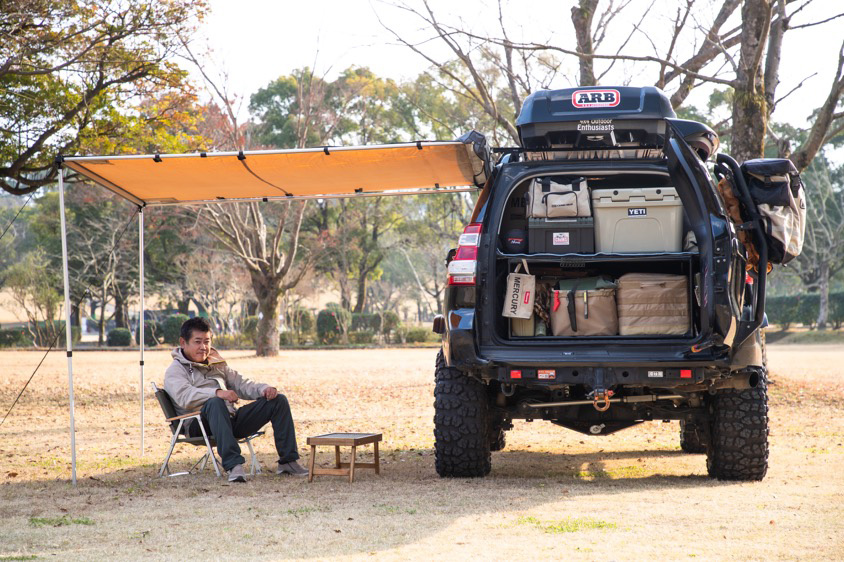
[{"left": 164, "top": 317, "right": 308, "bottom": 482}]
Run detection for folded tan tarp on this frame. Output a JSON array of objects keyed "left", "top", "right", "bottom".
[{"left": 63, "top": 142, "right": 485, "bottom": 206}]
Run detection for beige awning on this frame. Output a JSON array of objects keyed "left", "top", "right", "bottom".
[{"left": 63, "top": 141, "right": 486, "bottom": 206}]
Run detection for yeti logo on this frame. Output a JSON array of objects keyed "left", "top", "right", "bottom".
[
  {"left": 572, "top": 89, "right": 620, "bottom": 108},
  {"left": 628, "top": 208, "right": 647, "bottom": 216}
]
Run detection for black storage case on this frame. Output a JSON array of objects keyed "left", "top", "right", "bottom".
[{"left": 528, "top": 217, "right": 595, "bottom": 254}]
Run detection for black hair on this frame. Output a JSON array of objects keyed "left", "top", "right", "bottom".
[{"left": 180, "top": 317, "right": 213, "bottom": 341}]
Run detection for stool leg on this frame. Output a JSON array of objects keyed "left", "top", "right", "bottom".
[
  {"left": 349, "top": 445, "right": 356, "bottom": 483},
  {"left": 335, "top": 446, "right": 341, "bottom": 468},
  {"left": 308, "top": 445, "right": 316, "bottom": 483},
  {"left": 374, "top": 441, "right": 380, "bottom": 475}
]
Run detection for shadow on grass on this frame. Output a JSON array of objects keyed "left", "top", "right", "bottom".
[{"left": 0, "top": 442, "right": 735, "bottom": 560}]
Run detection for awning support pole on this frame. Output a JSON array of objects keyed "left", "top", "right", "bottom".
[
  {"left": 138, "top": 206, "right": 145, "bottom": 455},
  {"left": 58, "top": 164, "right": 78, "bottom": 486}
]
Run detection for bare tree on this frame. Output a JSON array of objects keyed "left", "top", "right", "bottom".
[
  {"left": 789, "top": 43, "right": 844, "bottom": 171},
  {"left": 200, "top": 200, "right": 311, "bottom": 356},
  {"left": 571, "top": 0, "right": 600, "bottom": 86},
  {"left": 379, "top": 0, "right": 843, "bottom": 170},
  {"left": 180, "top": 43, "right": 325, "bottom": 356},
  {"left": 793, "top": 160, "right": 844, "bottom": 329}
]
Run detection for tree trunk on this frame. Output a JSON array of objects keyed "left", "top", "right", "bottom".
[
  {"left": 353, "top": 274, "right": 367, "bottom": 314},
  {"left": 177, "top": 298, "right": 190, "bottom": 315},
  {"left": 97, "top": 288, "right": 106, "bottom": 346},
  {"left": 71, "top": 304, "right": 81, "bottom": 328},
  {"left": 246, "top": 300, "right": 258, "bottom": 316},
  {"left": 191, "top": 297, "right": 208, "bottom": 316},
  {"left": 255, "top": 295, "right": 280, "bottom": 356},
  {"left": 816, "top": 261, "right": 830, "bottom": 330},
  {"left": 571, "top": 0, "right": 599, "bottom": 86},
  {"left": 252, "top": 272, "right": 282, "bottom": 357},
  {"left": 730, "top": 0, "right": 772, "bottom": 163},
  {"left": 113, "top": 292, "right": 126, "bottom": 328}
]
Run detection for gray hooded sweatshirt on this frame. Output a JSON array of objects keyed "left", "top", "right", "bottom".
[{"left": 164, "top": 347, "right": 269, "bottom": 425}]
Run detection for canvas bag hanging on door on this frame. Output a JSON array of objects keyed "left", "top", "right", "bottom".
[
  {"left": 550, "top": 275, "right": 618, "bottom": 336},
  {"left": 502, "top": 260, "right": 535, "bottom": 319},
  {"left": 740, "top": 158, "right": 807, "bottom": 265},
  {"left": 526, "top": 177, "right": 591, "bottom": 218}
]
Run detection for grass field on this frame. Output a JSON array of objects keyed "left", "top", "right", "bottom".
[{"left": 0, "top": 345, "right": 842, "bottom": 560}]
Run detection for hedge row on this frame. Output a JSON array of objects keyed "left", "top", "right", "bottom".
[
  {"left": 0, "top": 328, "right": 33, "bottom": 348},
  {"left": 0, "top": 323, "right": 81, "bottom": 348},
  {"left": 766, "top": 292, "right": 844, "bottom": 329},
  {"left": 349, "top": 311, "right": 400, "bottom": 334}
]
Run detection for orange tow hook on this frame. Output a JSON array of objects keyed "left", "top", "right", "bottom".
[{"left": 593, "top": 390, "right": 614, "bottom": 412}]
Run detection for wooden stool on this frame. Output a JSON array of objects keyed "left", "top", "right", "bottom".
[{"left": 307, "top": 433, "right": 382, "bottom": 483}]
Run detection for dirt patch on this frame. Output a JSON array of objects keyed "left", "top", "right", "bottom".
[{"left": 0, "top": 347, "right": 842, "bottom": 560}]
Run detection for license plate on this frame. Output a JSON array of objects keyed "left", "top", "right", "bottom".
[{"left": 647, "top": 370, "right": 664, "bottom": 378}]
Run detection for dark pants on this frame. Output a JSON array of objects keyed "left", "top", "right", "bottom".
[{"left": 189, "top": 396, "right": 300, "bottom": 471}]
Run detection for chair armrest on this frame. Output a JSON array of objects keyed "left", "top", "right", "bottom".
[{"left": 165, "top": 412, "right": 202, "bottom": 422}]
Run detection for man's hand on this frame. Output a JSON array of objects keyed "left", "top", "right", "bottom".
[
  {"left": 262, "top": 386, "right": 278, "bottom": 400},
  {"left": 215, "top": 389, "right": 239, "bottom": 403}
]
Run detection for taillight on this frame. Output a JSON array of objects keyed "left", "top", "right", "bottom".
[{"left": 448, "top": 223, "right": 482, "bottom": 285}]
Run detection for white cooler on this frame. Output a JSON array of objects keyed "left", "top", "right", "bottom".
[{"left": 591, "top": 187, "right": 683, "bottom": 253}]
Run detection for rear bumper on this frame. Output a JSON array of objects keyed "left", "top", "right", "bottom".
[
  {"left": 445, "top": 322, "right": 730, "bottom": 386},
  {"left": 491, "top": 364, "right": 710, "bottom": 388},
  {"left": 480, "top": 344, "right": 729, "bottom": 387}
]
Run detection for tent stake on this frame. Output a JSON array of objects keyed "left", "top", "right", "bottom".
[
  {"left": 58, "top": 165, "right": 78, "bottom": 486},
  {"left": 139, "top": 206, "right": 145, "bottom": 455}
]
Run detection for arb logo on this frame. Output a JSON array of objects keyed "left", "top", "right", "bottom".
[{"left": 572, "top": 89, "right": 620, "bottom": 108}]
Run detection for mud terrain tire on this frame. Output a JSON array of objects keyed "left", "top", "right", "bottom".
[
  {"left": 489, "top": 427, "right": 506, "bottom": 452},
  {"left": 434, "top": 349, "right": 491, "bottom": 477},
  {"left": 679, "top": 420, "right": 706, "bottom": 454},
  {"left": 706, "top": 375, "right": 769, "bottom": 481}
]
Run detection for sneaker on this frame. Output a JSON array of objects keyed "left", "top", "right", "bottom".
[
  {"left": 277, "top": 460, "right": 309, "bottom": 477},
  {"left": 227, "top": 464, "right": 248, "bottom": 483}
]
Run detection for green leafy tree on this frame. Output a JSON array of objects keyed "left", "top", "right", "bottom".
[
  {"left": 0, "top": 0, "right": 208, "bottom": 195},
  {"left": 249, "top": 66, "right": 408, "bottom": 149}
]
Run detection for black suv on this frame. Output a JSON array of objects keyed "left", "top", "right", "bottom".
[{"left": 433, "top": 86, "right": 770, "bottom": 481}]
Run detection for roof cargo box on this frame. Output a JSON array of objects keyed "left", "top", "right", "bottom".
[{"left": 516, "top": 86, "right": 718, "bottom": 160}]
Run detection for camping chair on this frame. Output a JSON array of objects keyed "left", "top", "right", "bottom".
[{"left": 151, "top": 382, "right": 263, "bottom": 478}]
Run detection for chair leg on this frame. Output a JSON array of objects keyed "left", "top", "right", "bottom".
[
  {"left": 197, "top": 420, "right": 222, "bottom": 477},
  {"left": 159, "top": 421, "right": 183, "bottom": 477},
  {"left": 193, "top": 452, "right": 210, "bottom": 473},
  {"left": 245, "top": 437, "right": 261, "bottom": 476}
]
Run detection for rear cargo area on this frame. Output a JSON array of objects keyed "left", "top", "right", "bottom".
[{"left": 494, "top": 172, "right": 701, "bottom": 342}]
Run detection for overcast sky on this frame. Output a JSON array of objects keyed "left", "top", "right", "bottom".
[{"left": 193, "top": 0, "right": 843, "bottom": 129}]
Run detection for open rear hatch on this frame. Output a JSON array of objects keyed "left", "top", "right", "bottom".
[{"left": 479, "top": 87, "right": 730, "bottom": 358}]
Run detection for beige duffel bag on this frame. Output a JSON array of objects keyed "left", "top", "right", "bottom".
[
  {"left": 617, "top": 273, "right": 689, "bottom": 335},
  {"left": 526, "top": 177, "right": 591, "bottom": 218}
]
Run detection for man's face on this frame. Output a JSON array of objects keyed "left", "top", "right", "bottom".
[{"left": 180, "top": 330, "right": 212, "bottom": 363}]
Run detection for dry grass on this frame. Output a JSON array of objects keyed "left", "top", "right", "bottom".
[{"left": 0, "top": 345, "right": 842, "bottom": 561}]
